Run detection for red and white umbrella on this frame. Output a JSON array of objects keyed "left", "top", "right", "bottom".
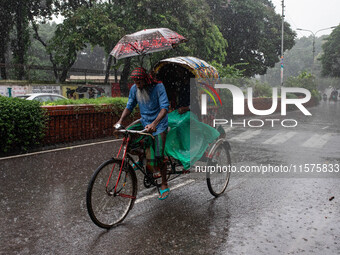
[{"left": 110, "top": 28, "right": 187, "bottom": 60}]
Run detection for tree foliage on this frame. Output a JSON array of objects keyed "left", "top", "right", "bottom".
[
  {"left": 210, "top": 61, "right": 246, "bottom": 78},
  {"left": 2, "top": 0, "right": 298, "bottom": 86},
  {"left": 208, "top": 0, "right": 295, "bottom": 77},
  {"left": 263, "top": 35, "right": 327, "bottom": 86},
  {"left": 0, "top": 0, "right": 55, "bottom": 79},
  {"left": 285, "top": 71, "right": 320, "bottom": 102},
  {"left": 0, "top": 0, "right": 14, "bottom": 79},
  {"left": 60, "top": 0, "right": 228, "bottom": 92},
  {"left": 28, "top": 23, "right": 57, "bottom": 66},
  {"left": 320, "top": 25, "right": 340, "bottom": 78},
  {"left": 285, "top": 71, "right": 317, "bottom": 91}
]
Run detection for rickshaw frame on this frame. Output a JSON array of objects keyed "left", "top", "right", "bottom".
[{"left": 86, "top": 56, "right": 232, "bottom": 229}]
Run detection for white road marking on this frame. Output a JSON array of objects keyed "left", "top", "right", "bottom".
[
  {"left": 263, "top": 132, "right": 297, "bottom": 145},
  {"left": 223, "top": 127, "right": 234, "bottom": 133},
  {"left": 0, "top": 139, "right": 121, "bottom": 161},
  {"left": 230, "top": 130, "right": 262, "bottom": 142},
  {"left": 135, "top": 179, "right": 195, "bottom": 204},
  {"left": 322, "top": 126, "right": 329, "bottom": 130},
  {"left": 302, "top": 133, "right": 332, "bottom": 148}
]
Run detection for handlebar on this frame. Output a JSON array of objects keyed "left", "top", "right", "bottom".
[{"left": 115, "top": 127, "right": 154, "bottom": 138}]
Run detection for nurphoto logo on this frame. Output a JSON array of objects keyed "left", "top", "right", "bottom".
[{"left": 200, "top": 84, "right": 312, "bottom": 128}]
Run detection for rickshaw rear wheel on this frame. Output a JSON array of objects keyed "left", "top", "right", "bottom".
[{"left": 206, "top": 141, "right": 231, "bottom": 197}]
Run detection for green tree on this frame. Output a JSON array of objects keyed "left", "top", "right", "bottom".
[
  {"left": 208, "top": 0, "right": 296, "bottom": 77},
  {"left": 0, "top": 0, "right": 14, "bottom": 79},
  {"left": 45, "top": 19, "right": 87, "bottom": 82},
  {"left": 263, "top": 35, "right": 327, "bottom": 86},
  {"left": 320, "top": 25, "right": 340, "bottom": 78},
  {"left": 285, "top": 71, "right": 320, "bottom": 102},
  {"left": 28, "top": 23, "right": 57, "bottom": 67},
  {"left": 112, "top": 0, "right": 227, "bottom": 94},
  {"left": 62, "top": 0, "right": 227, "bottom": 94},
  {"left": 210, "top": 61, "right": 246, "bottom": 78},
  {"left": 27, "top": 22, "right": 58, "bottom": 80},
  {"left": 30, "top": 1, "right": 99, "bottom": 82},
  {"left": 11, "top": 0, "right": 55, "bottom": 80},
  {"left": 0, "top": 0, "right": 55, "bottom": 80},
  {"left": 59, "top": 4, "right": 123, "bottom": 84},
  {"left": 285, "top": 71, "right": 316, "bottom": 90}
]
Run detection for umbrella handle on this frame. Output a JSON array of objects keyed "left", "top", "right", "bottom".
[{"left": 137, "top": 54, "right": 146, "bottom": 67}]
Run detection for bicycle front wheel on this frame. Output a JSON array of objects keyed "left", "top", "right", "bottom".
[
  {"left": 86, "top": 159, "right": 137, "bottom": 229},
  {"left": 206, "top": 141, "right": 231, "bottom": 197}
]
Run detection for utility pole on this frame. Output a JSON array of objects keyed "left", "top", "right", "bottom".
[{"left": 280, "top": 0, "right": 285, "bottom": 86}]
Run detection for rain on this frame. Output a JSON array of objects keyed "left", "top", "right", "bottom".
[{"left": 0, "top": 0, "right": 340, "bottom": 254}]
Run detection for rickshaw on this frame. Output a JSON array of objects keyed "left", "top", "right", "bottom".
[{"left": 86, "top": 56, "right": 231, "bottom": 229}]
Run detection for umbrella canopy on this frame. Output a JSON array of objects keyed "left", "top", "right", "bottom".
[{"left": 110, "top": 28, "right": 187, "bottom": 60}]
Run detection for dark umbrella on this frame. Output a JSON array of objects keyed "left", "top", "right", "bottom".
[{"left": 110, "top": 28, "right": 187, "bottom": 60}]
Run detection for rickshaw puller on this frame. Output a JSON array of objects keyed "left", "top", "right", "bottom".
[{"left": 115, "top": 67, "right": 170, "bottom": 200}]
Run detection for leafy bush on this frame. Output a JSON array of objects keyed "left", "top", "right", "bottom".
[
  {"left": 43, "top": 96, "right": 128, "bottom": 106},
  {"left": 0, "top": 97, "right": 47, "bottom": 154},
  {"left": 247, "top": 80, "right": 273, "bottom": 98},
  {"left": 285, "top": 93, "right": 298, "bottom": 99},
  {"left": 285, "top": 71, "right": 320, "bottom": 103},
  {"left": 210, "top": 61, "right": 247, "bottom": 78},
  {"left": 285, "top": 71, "right": 317, "bottom": 91},
  {"left": 43, "top": 96, "right": 138, "bottom": 115}
]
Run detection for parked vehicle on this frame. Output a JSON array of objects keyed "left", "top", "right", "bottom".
[{"left": 16, "top": 93, "right": 67, "bottom": 102}]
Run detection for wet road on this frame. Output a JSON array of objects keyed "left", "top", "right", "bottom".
[{"left": 0, "top": 101, "right": 339, "bottom": 254}]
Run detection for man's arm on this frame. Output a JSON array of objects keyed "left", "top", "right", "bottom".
[
  {"left": 116, "top": 108, "right": 132, "bottom": 126},
  {"left": 145, "top": 83, "right": 169, "bottom": 133},
  {"left": 145, "top": 108, "right": 167, "bottom": 133}
]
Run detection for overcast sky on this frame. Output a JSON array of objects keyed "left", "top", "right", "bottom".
[{"left": 271, "top": 0, "right": 340, "bottom": 38}]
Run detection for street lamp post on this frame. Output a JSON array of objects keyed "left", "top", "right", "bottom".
[{"left": 296, "top": 26, "right": 336, "bottom": 73}]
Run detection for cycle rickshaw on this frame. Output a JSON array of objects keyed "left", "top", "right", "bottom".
[{"left": 86, "top": 56, "right": 231, "bottom": 229}]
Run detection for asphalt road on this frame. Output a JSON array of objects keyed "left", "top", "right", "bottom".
[{"left": 0, "top": 100, "right": 339, "bottom": 254}]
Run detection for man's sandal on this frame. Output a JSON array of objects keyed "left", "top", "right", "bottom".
[{"left": 158, "top": 188, "right": 170, "bottom": 200}]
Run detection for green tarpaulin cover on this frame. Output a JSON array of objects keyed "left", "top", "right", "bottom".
[{"left": 165, "top": 110, "right": 220, "bottom": 169}]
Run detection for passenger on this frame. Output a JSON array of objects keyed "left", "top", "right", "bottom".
[{"left": 157, "top": 65, "right": 220, "bottom": 169}]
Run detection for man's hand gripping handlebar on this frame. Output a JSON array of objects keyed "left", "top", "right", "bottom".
[{"left": 114, "top": 123, "right": 154, "bottom": 138}]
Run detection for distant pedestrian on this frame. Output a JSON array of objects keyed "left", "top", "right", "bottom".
[{"left": 88, "top": 88, "right": 95, "bottom": 99}]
